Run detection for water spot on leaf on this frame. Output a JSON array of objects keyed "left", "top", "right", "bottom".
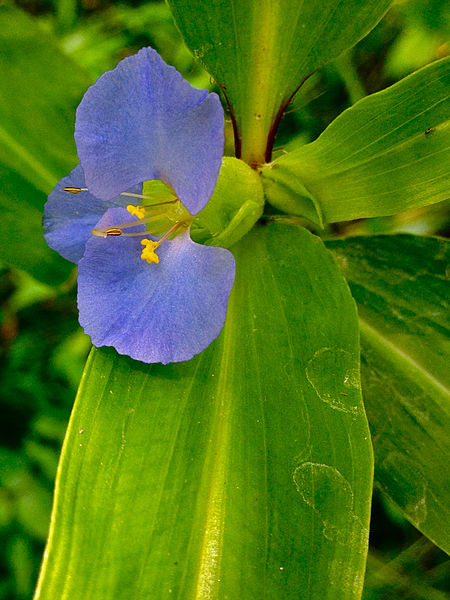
[
  {"left": 306, "top": 348, "right": 360, "bottom": 413},
  {"left": 293, "top": 462, "right": 367, "bottom": 545},
  {"left": 293, "top": 462, "right": 368, "bottom": 594}
]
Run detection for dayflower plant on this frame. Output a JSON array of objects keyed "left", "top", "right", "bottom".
[{"left": 44, "top": 47, "right": 235, "bottom": 364}]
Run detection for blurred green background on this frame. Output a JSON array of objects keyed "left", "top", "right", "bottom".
[{"left": 0, "top": 0, "right": 449, "bottom": 598}]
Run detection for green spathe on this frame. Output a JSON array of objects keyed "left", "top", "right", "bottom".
[{"left": 191, "top": 157, "right": 265, "bottom": 248}]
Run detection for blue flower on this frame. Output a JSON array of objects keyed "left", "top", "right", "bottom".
[{"left": 44, "top": 48, "right": 235, "bottom": 364}]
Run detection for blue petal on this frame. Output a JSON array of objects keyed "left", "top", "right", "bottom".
[
  {"left": 75, "top": 47, "right": 224, "bottom": 215},
  {"left": 43, "top": 165, "right": 141, "bottom": 264},
  {"left": 77, "top": 208, "right": 235, "bottom": 364}
]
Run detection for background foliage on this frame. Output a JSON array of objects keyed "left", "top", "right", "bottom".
[{"left": 0, "top": 0, "right": 448, "bottom": 598}]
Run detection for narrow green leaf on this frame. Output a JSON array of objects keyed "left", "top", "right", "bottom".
[
  {"left": 327, "top": 234, "right": 450, "bottom": 552},
  {"left": 0, "top": 4, "right": 90, "bottom": 192},
  {"left": 263, "top": 58, "right": 450, "bottom": 224},
  {"left": 167, "top": 0, "right": 392, "bottom": 165},
  {"left": 36, "top": 223, "right": 373, "bottom": 599}
]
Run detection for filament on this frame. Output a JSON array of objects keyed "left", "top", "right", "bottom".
[
  {"left": 91, "top": 214, "right": 165, "bottom": 238},
  {"left": 63, "top": 187, "right": 177, "bottom": 204}
]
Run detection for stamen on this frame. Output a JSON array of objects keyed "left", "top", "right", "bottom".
[
  {"left": 140, "top": 239, "right": 160, "bottom": 264},
  {"left": 63, "top": 187, "right": 177, "bottom": 204},
  {"left": 120, "top": 191, "right": 176, "bottom": 201},
  {"left": 90, "top": 227, "right": 124, "bottom": 238},
  {"left": 63, "top": 187, "right": 88, "bottom": 193},
  {"left": 126, "top": 204, "right": 146, "bottom": 219},
  {"left": 126, "top": 199, "right": 178, "bottom": 213},
  {"left": 91, "top": 214, "right": 164, "bottom": 238},
  {"left": 139, "top": 222, "right": 187, "bottom": 265},
  {"left": 126, "top": 200, "right": 182, "bottom": 225},
  {"left": 158, "top": 221, "right": 185, "bottom": 243}
]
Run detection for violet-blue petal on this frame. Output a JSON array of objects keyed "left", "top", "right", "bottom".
[
  {"left": 77, "top": 208, "right": 235, "bottom": 364},
  {"left": 75, "top": 47, "right": 224, "bottom": 215},
  {"left": 43, "top": 165, "right": 142, "bottom": 263}
]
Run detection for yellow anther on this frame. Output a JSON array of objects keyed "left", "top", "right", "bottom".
[
  {"left": 127, "top": 204, "right": 146, "bottom": 219},
  {"left": 64, "top": 187, "right": 86, "bottom": 194},
  {"left": 105, "top": 228, "right": 122, "bottom": 236},
  {"left": 140, "top": 239, "right": 160, "bottom": 264}
]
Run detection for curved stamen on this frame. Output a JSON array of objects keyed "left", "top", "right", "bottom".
[
  {"left": 158, "top": 221, "right": 186, "bottom": 243},
  {"left": 91, "top": 214, "right": 165, "bottom": 238},
  {"left": 120, "top": 191, "right": 177, "bottom": 202},
  {"left": 63, "top": 187, "right": 177, "bottom": 203}
]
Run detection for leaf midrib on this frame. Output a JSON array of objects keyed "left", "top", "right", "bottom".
[{"left": 192, "top": 290, "right": 236, "bottom": 599}]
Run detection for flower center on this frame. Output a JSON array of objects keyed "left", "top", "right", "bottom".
[{"left": 64, "top": 180, "right": 192, "bottom": 264}]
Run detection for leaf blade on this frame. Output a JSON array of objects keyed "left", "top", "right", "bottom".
[
  {"left": 167, "top": 0, "right": 392, "bottom": 164},
  {"left": 36, "top": 223, "right": 373, "bottom": 599},
  {"left": 327, "top": 234, "right": 450, "bottom": 552},
  {"left": 263, "top": 58, "right": 450, "bottom": 224}
]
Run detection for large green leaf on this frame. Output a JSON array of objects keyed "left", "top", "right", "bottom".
[
  {"left": 0, "top": 4, "right": 90, "bottom": 192},
  {"left": 35, "top": 223, "right": 373, "bottom": 599},
  {"left": 262, "top": 58, "right": 450, "bottom": 225},
  {"left": 327, "top": 234, "right": 450, "bottom": 552},
  {"left": 167, "top": 0, "right": 392, "bottom": 165}
]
